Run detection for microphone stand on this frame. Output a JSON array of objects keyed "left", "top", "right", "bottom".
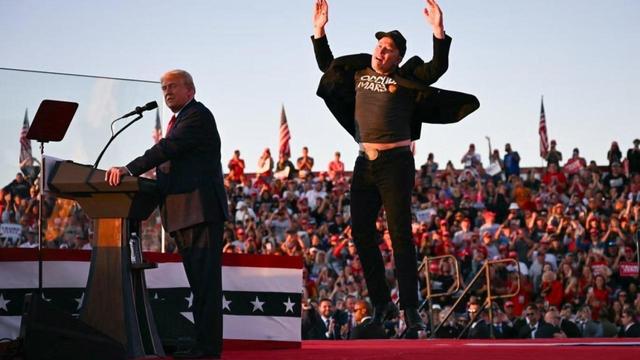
[{"left": 94, "top": 114, "right": 144, "bottom": 169}]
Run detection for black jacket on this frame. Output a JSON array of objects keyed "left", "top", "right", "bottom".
[
  {"left": 126, "top": 100, "right": 229, "bottom": 232},
  {"left": 619, "top": 322, "right": 640, "bottom": 338},
  {"left": 311, "top": 34, "right": 479, "bottom": 142},
  {"left": 349, "top": 319, "right": 388, "bottom": 339}
]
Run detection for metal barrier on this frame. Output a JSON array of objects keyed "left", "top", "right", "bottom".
[
  {"left": 430, "top": 258, "right": 520, "bottom": 339},
  {"left": 418, "top": 255, "right": 461, "bottom": 330}
]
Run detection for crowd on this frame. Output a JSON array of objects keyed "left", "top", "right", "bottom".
[{"left": 2, "top": 138, "right": 640, "bottom": 339}]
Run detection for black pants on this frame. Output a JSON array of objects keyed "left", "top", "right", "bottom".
[
  {"left": 350, "top": 147, "right": 418, "bottom": 309},
  {"left": 173, "top": 222, "right": 223, "bottom": 355}
]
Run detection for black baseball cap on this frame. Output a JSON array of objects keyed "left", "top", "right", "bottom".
[{"left": 375, "top": 30, "right": 407, "bottom": 57}]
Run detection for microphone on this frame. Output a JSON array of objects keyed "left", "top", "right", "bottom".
[
  {"left": 93, "top": 101, "right": 157, "bottom": 168},
  {"left": 120, "top": 101, "right": 158, "bottom": 119}
]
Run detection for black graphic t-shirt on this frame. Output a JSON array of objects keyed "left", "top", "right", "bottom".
[{"left": 354, "top": 68, "right": 415, "bottom": 143}]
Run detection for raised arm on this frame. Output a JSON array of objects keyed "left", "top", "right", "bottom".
[
  {"left": 411, "top": 0, "right": 451, "bottom": 83},
  {"left": 313, "top": 0, "right": 328, "bottom": 39},
  {"left": 311, "top": 0, "right": 334, "bottom": 72},
  {"left": 424, "top": 0, "right": 445, "bottom": 39}
]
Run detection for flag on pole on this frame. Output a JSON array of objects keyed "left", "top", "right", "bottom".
[
  {"left": 152, "top": 108, "right": 162, "bottom": 144},
  {"left": 278, "top": 105, "right": 291, "bottom": 158},
  {"left": 19, "top": 109, "right": 33, "bottom": 167},
  {"left": 538, "top": 97, "right": 549, "bottom": 159}
]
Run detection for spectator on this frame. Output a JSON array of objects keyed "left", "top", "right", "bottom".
[
  {"left": 274, "top": 153, "right": 297, "bottom": 180},
  {"left": 503, "top": 143, "right": 521, "bottom": 178},
  {"left": 3, "top": 173, "right": 30, "bottom": 199},
  {"left": 607, "top": 141, "right": 623, "bottom": 167},
  {"left": 536, "top": 308, "right": 566, "bottom": 338},
  {"left": 302, "top": 298, "right": 341, "bottom": 340},
  {"left": 256, "top": 148, "right": 274, "bottom": 181},
  {"left": 297, "top": 146, "right": 315, "bottom": 179},
  {"left": 559, "top": 303, "right": 582, "bottom": 338},
  {"left": 227, "top": 150, "right": 245, "bottom": 183},
  {"left": 619, "top": 308, "right": 640, "bottom": 337},
  {"left": 602, "top": 162, "right": 627, "bottom": 198},
  {"left": 517, "top": 304, "right": 543, "bottom": 338},
  {"left": 575, "top": 305, "right": 603, "bottom": 337},
  {"left": 327, "top": 151, "right": 345, "bottom": 182},
  {"left": 626, "top": 138, "right": 640, "bottom": 175},
  {"left": 564, "top": 148, "right": 587, "bottom": 176},
  {"left": 349, "top": 299, "right": 387, "bottom": 339},
  {"left": 598, "top": 308, "right": 619, "bottom": 337},
  {"left": 304, "top": 180, "right": 327, "bottom": 211},
  {"left": 545, "top": 140, "right": 563, "bottom": 166},
  {"left": 461, "top": 143, "right": 482, "bottom": 169}
]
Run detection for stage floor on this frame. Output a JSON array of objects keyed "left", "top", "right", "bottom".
[
  {"left": 218, "top": 339, "right": 640, "bottom": 360},
  {"left": 3, "top": 338, "right": 639, "bottom": 360}
]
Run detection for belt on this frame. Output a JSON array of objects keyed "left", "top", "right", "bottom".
[{"left": 358, "top": 145, "right": 411, "bottom": 160}]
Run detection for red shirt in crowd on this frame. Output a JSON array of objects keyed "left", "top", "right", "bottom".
[{"left": 228, "top": 158, "right": 245, "bottom": 182}]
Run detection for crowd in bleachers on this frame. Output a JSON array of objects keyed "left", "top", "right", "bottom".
[{"left": 2, "top": 138, "right": 640, "bottom": 339}]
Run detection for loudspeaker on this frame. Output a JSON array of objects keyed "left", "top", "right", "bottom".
[{"left": 19, "top": 293, "right": 125, "bottom": 360}]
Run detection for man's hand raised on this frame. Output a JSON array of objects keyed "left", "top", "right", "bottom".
[
  {"left": 313, "top": 0, "right": 329, "bottom": 39},
  {"left": 423, "top": 0, "right": 445, "bottom": 39}
]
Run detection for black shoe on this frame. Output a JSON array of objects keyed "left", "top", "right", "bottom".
[
  {"left": 372, "top": 301, "right": 399, "bottom": 326},
  {"left": 173, "top": 348, "right": 220, "bottom": 359},
  {"left": 404, "top": 307, "right": 426, "bottom": 332}
]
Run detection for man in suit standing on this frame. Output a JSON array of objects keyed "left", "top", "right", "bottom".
[
  {"left": 106, "top": 69, "right": 228, "bottom": 359},
  {"left": 535, "top": 308, "right": 567, "bottom": 338},
  {"left": 302, "top": 298, "right": 342, "bottom": 339},
  {"left": 619, "top": 309, "right": 640, "bottom": 337},
  {"left": 350, "top": 299, "right": 387, "bottom": 339}
]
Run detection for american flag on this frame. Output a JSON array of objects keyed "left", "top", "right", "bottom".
[
  {"left": 279, "top": 105, "right": 291, "bottom": 158},
  {"left": 152, "top": 108, "right": 162, "bottom": 144},
  {"left": 539, "top": 98, "right": 549, "bottom": 159},
  {"left": 19, "top": 109, "right": 33, "bottom": 167}
]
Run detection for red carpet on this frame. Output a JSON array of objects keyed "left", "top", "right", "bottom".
[{"left": 217, "top": 339, "right": 640, "bottom": 360}]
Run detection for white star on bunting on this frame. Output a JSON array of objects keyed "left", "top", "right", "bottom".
[
  {"left": 0, "top": 293, "right": 10, "bottom": 311},
  {"left": 185, "top": 292, "right": 193, "bottom": 309},
  {"left": 222, "top": 295, "right": 232, "bottom": 311},
  {"left": 74, "top": 292, "right": 85, "bottom": 311},
  {"left": 283, "top": 297, "right": 295, "bottom": 313},
  {"left": 250, "top": 296, "right": 265, "bottom": 312}
]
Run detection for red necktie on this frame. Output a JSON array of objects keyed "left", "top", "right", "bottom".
[{"left": 165, "top": 115, "right": 176, "bottom": 137}]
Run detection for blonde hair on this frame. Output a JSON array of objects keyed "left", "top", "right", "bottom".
[{"left": 161, "top": 69, "right": 195, "bottom": 91}]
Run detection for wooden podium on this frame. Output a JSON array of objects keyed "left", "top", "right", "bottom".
[{"left": 47, "top": 160, "right": 164, "bottom": 358}]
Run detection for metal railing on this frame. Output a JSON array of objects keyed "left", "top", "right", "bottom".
[
  {"left": 430, "top": 258, "right": 521, "bottom": 339},
  {"left": 418, "top": 255, "right": 461, "bottom": 330}
]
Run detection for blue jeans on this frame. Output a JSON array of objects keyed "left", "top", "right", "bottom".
[{"left": 350, "top": 147, "right": 418, "bottom": 308}]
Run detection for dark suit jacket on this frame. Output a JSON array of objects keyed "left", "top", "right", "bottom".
[
  {"left": 535, "top": 322, "right": 563, "bottom": 338},
  {"left": 302, "top": 308, "right": 342, "bottom": 340},
  {"left": 126, "top": 99, "right": 229, "bottom": 232},
  {"left": 517, "top": 320, "right": 548, "bottom": 339},
  {"left": 492, "top": 322, "right": 516, "bottom": 339},
  {"left": 468, "top": 319, "right": 491, "bottom": 339},
  {"left": 560, "top": 318, "right": 582, "bottom": 338},
  {"left": 311, "top": 34, "right": 479, "bottom": 142},
  {"left": 619, "top": 322, "right": 640, "bottom": 338},
  {"left": 349, "top": 319, "right": 388, "bottom": 339}
]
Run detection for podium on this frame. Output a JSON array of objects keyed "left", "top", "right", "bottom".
[{"left": 47, "top": 160, "right": 164, "bottom": 358}]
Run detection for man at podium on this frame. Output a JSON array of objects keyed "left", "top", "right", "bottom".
[{"left": 106, "top": 69, "right": 229, "bottom": 359}]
